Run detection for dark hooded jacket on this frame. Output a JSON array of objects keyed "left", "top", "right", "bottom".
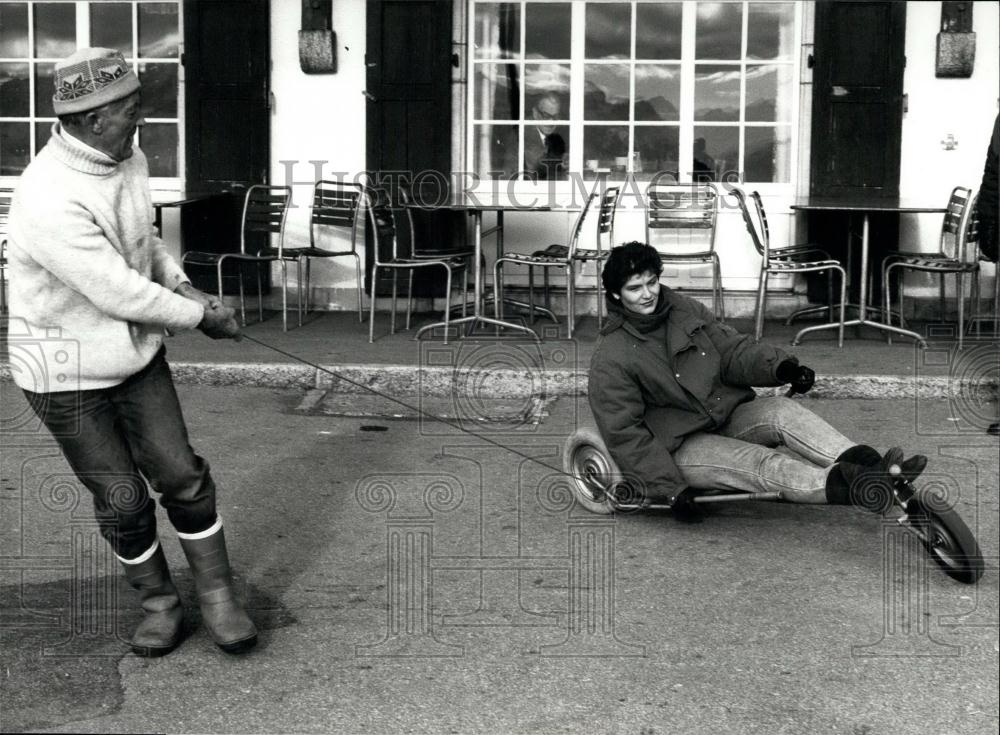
[
  {"left": 977, "top": 115, "right": 999, "bottom": 262},
  {"left": 587, "top": 288, "right": 793, "bottom": 503}
]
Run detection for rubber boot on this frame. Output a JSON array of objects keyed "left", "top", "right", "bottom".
[
  {"left": 120, "top": 541, "right": 184, "bottom": 657},
  {"left": 178, "top": 523, "right": 258, "bottom": 654}
]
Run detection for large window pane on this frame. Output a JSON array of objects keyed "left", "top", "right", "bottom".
[
  {"left": 33, "top": 2, "right": 75, "bottom": 59},
  {"left": 139, "top": 63, "right": 178, "bottom": 117},
  {"left": 474, "top": 2, "right": 521, "bottom": 59},
  {"left": 91, "top": 3, "right": 133, "bottom": 56},
  {"left": 0, "top": 122, "right": 30, "bottom": 175},
  {"left": 33, "top": 63, "right": 56, "bottom": 118},
  {"left": 524, "top": 63, "right": 569, "bottom": 115},
  {"left": 523, "top": 123, "right": 568, "bottom": 180},
  {"left": 140, "top": 123, "right": 177, "bottom": 177},
  {"left": 524, "top": 77, "right": 568, "bottom": 180},
  {"left": 584, "top": 64, "right": 629, "bottom": 121},
  {"left": 525, "top": 2, "right": 571, "bottom": 60},
  {"left": 745, "top": 125, "right": 791, "bottom": 182},
  {"left": 0, "top": 63, "right": 29, "bottom": 117},
  {"left": 475, "top": 123, "right": 518, "bottom": 178},
  {"left": 585, "top": 3, "right": 630, "bottom": 60},
  {"left": 692, "top": 126, "right": 738, "bottom": 181},
  {"left": 474, "top": 63, "right": 521, "bottom": 120},
  {"left": 139, "top": 2, "right": 179, "bottom": 58},
  {"left": 0, "top": 3, "right": 29, "bottom": 57},
  {"left": 636, "top": 3, "right": 682, "bottom": 59},
  {"left": 695, "top": 1, "right": 743, "bottom": 59},
  {"left": 634, "top": 64, "right": 680, "bottom": 121},
  {"left": 694, "top": 65, "right": 740, "bottom": 121},
  {"left": 748, "top": 2, "right": 795, "bottom": 61},
  {"left": 583, "top": 125, "right": 628, "bottom": 177},
  {"left": 745, "top": 64, "right": 778, "bottom": 121},
  {"left": 635, "top": 126, "right": 679, "bottom": 179}
]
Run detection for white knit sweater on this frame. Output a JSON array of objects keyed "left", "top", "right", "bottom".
[{"left": 7, "top": 124, "right": 205, "bottom": 393}]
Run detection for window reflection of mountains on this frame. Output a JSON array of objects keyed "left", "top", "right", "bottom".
[
  {"left": 0, "top": 68, "right": 177, "bottom": 118},
  {"left": 697, "top": 99, "right": 776, "bottom": 122},
  {"left": 584, "top": 89, "right": 679, "bottom": 122}
]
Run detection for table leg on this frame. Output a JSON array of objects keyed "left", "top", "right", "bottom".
[
  {"left": 856, "top": 213, "right": 927, "bottom": 344},
  {"left": 414, "top": 209, "right": 540, "bottom": 341},
  {"left": 858, "top": 213, "right": 869, "bottom": 321},
  {"left": 793, "top": 213, "right": 926, "bottom": 346}
]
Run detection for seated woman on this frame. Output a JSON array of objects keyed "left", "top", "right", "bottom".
[{"left": 588, "top": 241, "right": 925, "bottom": 520}]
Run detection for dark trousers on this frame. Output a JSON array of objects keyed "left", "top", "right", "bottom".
[{"left": 22, "top": 348, "right": 217, "bottom": 559}]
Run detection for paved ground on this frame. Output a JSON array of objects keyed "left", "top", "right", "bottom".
[{"left": 1, "top": 383, "right": 997, "bottom": 734}]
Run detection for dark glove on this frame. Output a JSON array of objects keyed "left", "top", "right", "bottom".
[
  {"left": 776, "top": 359, "right": 815, "bottom": 395},
  {"left": 670, "top": 487, "right": 704, "bottom": 524}
]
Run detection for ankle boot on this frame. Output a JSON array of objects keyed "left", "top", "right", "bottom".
[
  {"left": 178, "top": 522, "right": 258, "bottom": 654},
  {"left": 120, "top": 541, "right": 184, "bottom": 657},
  {"left": 829, "top": 447, "right": 930, "bottom": 513},
  {"left": 825, "top": 445, "right": 881, "bottom": 505},
  {"left": 825, "top": 445, "right": 929, "bottom": 509},
  {"left": 835, "top": 444, "right": 881, "bottom": 467}
]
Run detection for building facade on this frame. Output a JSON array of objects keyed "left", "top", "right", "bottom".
[{"left": 1, "top": 0, "right": 997, "bottom": 315}]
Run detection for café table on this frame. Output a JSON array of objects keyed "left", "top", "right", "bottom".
[
  {"left": 153, "top": 193, "right": 222, "bottom": 237},
  {"left": 410, "top": 191, "right": 581, "bottom": 341},
  {"left": 789, "top": 196, "right": 949, "bottom": 347}
]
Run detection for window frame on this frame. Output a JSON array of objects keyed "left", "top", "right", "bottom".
[
  {"left": 0, "top": 0, "right": 183, "bottom": 196},
  {"left": 465, "top": 0, "right": 802, "bottom": 194}
]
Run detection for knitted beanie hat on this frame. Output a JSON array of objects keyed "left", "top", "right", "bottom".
[{"left": 52, "top": 47, "right": 141, "bottom": 115}]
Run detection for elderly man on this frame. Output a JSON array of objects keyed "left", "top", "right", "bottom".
[
  {"left": 7, "top": 48, "right": 256, "bottom": 656},
  {"left": 523, "top": 92, "right": 568, "bottom": 180}
]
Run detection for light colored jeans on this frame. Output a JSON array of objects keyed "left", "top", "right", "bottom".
[{"left": 672, "top": 396, "right": 856, "bottom": 503}]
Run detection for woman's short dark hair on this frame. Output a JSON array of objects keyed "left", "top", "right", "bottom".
[{"left": 601, "top": 241, "right": 663, "bottom": 296}]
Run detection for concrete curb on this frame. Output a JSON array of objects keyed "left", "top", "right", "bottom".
[{"left": 2, "top": 361, "right": 996, "bottom": 399}]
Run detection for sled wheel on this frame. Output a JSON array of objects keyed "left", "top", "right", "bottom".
[
  {"left": 903, "top": 488, "right": 984, "bottom": 584},
  {"left": 562, "top": 427, "right": 621, "bottom": 514}
]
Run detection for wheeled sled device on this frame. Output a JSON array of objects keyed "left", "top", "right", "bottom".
[{"left": 562, "top": 427, "right": 985, "bottom": 584}]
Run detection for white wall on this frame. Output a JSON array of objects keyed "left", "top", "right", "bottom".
[
  {"left": 268, "top": 0, "right": 368, "bottom": 309},
  {"left": 899, "top": 0, "right": 999, "bottom": 298}
]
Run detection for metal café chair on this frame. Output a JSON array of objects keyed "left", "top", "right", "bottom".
[
  {"left": 183, "top": 185, "right": 294, "bottom": 330},
  {"left": 366, "top": 186, "right": 470, "bottom": 344},
  {"left": 397, "top": 184, "right": 475, "bottom": 329},
  {"left": 733, "top": 188, "right": 847, "bottom": 346},
  {"left": 527, "top": 185, "right": 622, "bottom": 330},
  {"left": 491, "top": 188, "right": 609, "bottom": 338},
  {"left": 297, "top": 179, "right": 365, "bottom": 323},
  {"left": 644, "top": 181, "right": 724, "bottom": 320},
  {"left": 882, "top": 188, "right": 980, "bottom": 349}
]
